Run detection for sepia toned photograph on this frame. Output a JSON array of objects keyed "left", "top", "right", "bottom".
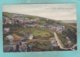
[{"left": 3, "top": 4, "right": 77, "bottom": 52}]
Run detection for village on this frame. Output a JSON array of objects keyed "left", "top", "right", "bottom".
[{"left": 3, "top": 12, "right": 77, "bottom": 52}]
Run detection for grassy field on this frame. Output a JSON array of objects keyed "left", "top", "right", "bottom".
[{"left": 16, "top": 27, "right": 54, "bottom": 39}]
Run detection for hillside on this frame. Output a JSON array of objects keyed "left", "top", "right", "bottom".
[{"left": 3, "top": 12, "right": 77, "bottom": 52}]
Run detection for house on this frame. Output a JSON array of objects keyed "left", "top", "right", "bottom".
[
  {"left": 56, "top": 25, "right": 65, "bottom": 33},
  {"left": 28, "top": 34, "right": 33, "bottom": 40},
  {"left": 4, "top": 27, "right": 10, "bottom": 34},
  {"left": 50, "top": 38, "right": 58, "bottom": 47},
  {"left": 6, "top": 34, "right": 14, "bottom": 45},
  {"left": 3, "top": 16, "right": 12, "bottom": 25}
]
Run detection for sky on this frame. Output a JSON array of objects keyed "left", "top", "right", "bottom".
[{"left": 3, "top": 4, "right": 77, "bottom": 20}]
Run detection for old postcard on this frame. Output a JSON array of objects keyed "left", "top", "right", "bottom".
[{"left": 3, "top": 4, "right": 77, "bottom": 52}]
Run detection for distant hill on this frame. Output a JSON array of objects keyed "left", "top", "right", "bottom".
[{"left": 3, "top": 12, "right": 76, "bottom": 23}]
